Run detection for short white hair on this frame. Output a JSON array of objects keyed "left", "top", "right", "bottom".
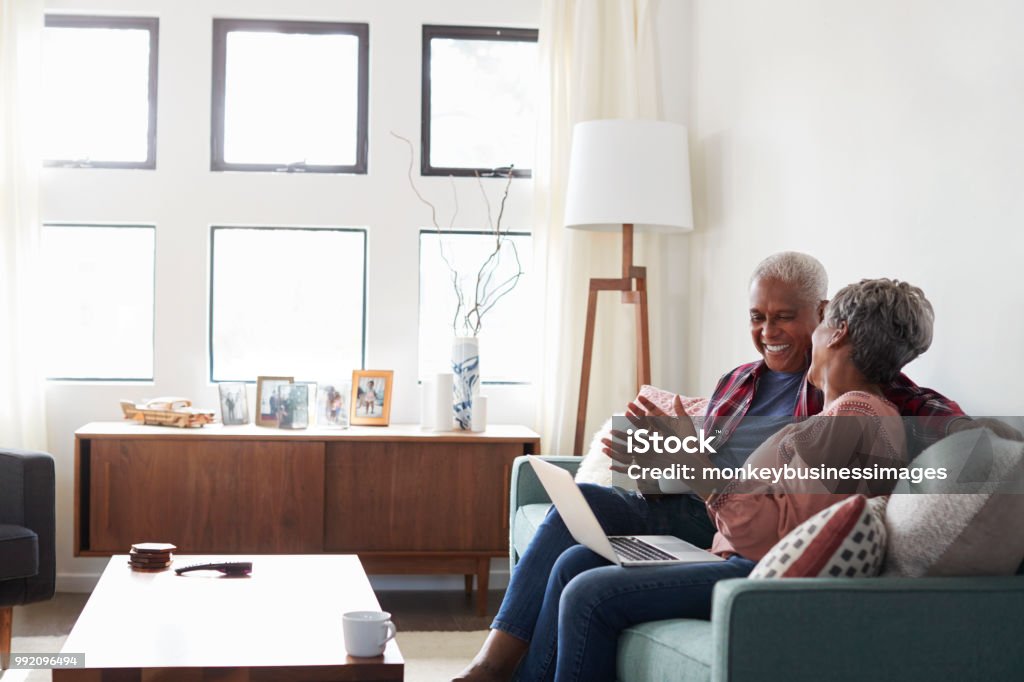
[{"left": 750, "top": 252, "right": 828, "bottom": 305}]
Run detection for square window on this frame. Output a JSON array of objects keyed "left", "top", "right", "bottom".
[
  {"left": 42, "top": 16, "right": 158, "bottom": 168},
  {"left": 423, "top": 25, "right": 538, "bottom": 177},
  {"left": 419, "top": 230, "right": 534, "bottom": 383},
  {"left": 211, "top": 19, "right": 369, "bottom": 173},
  {"left": 41, "top": 224, "right": 155, "bottom": 380},
  {"left": 210, "top": 227, "right": 366, "bottom": 381}
]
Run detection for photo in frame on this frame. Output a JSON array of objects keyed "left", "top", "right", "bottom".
[
  {"left": 276, "top": 382, "right": 310, "bottom": 429},
  {"left": 296, "top": 380, "right": 318, "bottom": 423},
  {"left": 255, "top": 376, "right": 293, "bottom": 427},
  {"left": 350, "top": 370, "right": 394, "bottom": 426},
  {"left": 218, "top": 382, "right": 249, "bottom": 425},
  {"left": 317, "top": 382, "right": 350, "bottom": 428}
]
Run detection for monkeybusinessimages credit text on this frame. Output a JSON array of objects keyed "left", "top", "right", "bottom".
[{"left": 622, "top": 428, "right": 949, "bottom": 486}]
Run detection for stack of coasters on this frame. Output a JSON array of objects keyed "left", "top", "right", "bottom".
[{"left": 129, "top": 542, "right": 176, "bottom": 571}]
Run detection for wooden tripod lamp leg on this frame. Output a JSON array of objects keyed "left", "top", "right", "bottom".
[
  {"left": 574, "top": 224, "right": 654, "bottom": 455},
  {"left": 575, "top": 283, "right": 601, "bottom": 455},
  {"left": 636, "top": 280, "right": 652, "bottom": 387}
]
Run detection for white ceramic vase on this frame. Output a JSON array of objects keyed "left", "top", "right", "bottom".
[{"left": 451, "top": 337, "right": 480, "bottom": 430}]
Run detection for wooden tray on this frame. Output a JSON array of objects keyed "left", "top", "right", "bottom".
[{"left": 120, "top": 399, "right": 215, "bottom": 428}]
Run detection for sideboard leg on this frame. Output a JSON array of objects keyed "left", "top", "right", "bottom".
[{"left": 476, "top": 558, "right": 490, "bottom": 617}]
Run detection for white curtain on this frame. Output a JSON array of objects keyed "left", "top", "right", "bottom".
[
  {"left": 533, "top": 0, "right": 670, "bottom": 454},
  {"left": 0, "top": 0, "right": 48, "bottom": 450}
]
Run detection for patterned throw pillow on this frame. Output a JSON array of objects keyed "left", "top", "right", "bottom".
[{"left": 750, "top": 495, "right": 888, "bottom": 579}]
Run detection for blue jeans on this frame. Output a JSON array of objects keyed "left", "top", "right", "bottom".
[{"left": 493, "top": 484, "right": 747, "bottom": 682}]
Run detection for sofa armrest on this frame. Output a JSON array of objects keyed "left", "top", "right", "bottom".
[
  {"left": 509, "top": 456, "right": 581, "bottom": 571},
  {"left": 0, "top": 449, "right": 56, "bottom": 604},
  {"left": 711, "top": 576, "right": 1024, "bottom": 682}
]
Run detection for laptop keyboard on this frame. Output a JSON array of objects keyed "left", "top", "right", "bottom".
[{"left": 609, "top": 536, "right": 677, "bottom": 562}]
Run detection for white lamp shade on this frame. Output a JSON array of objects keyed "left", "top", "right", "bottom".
[{"left": 564, "top": 119, "right": 693, "bottom": 233}]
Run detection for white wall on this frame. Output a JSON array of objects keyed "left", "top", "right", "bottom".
[
  {"left": 686, "top": 0, "right": 1024, "bottom": 414},
  {"left": 651, "top": 0, "right": 694, "bottom": 397}
]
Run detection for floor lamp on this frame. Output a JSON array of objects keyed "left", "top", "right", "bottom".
[{"left": 563, "top": 119, "right": 693, "bottom": 455}]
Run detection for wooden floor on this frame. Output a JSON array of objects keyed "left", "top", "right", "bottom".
[
  {"left": 13, "top": 589, "right": 504, "bottom": 639},
  {"left": 379, "top": 589, "right": 506, "bottom": 631}
]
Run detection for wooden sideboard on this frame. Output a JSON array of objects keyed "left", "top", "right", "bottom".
[{"left": 74, "top": 422, "right": 540, "bottom": 615}]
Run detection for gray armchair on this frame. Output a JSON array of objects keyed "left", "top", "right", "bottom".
[{"left": 1, "top": 448, "right": 56, "bottom": 668}]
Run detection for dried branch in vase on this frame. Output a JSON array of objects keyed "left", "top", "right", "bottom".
[{"left": 392, "top": 131, "right": 524, "bottom": 337}]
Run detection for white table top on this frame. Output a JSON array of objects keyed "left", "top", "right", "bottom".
[{"left": 60, "top": 555, "right": 404, "bottom": 670}]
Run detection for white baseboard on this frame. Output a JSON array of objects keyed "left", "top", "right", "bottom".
[
  {"left": 57, "top": 568, "right": 511, "bottom": 594},
  {"left": 57, "top": 573, "right": 101, "bottom": 593}
]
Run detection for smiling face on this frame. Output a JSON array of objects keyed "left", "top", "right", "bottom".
[{"left": 748, "top": 277, "right": 823, "bottom": 373}]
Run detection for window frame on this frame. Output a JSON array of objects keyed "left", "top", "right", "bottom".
[
  {"left": 420, "top": 24, "right": 538, "bottom": 179},
  {"left": 417, "top": 228, "right": 533, "bottom": 385},
  {"left": 207, "top": 225, "right": 369, "bottom": 383},
  {"left": 43, "top": 15, "right": 160, "bottom": 170},
  {"left": 42, "top": 222, "right": 156, "bottom": 382},
  {"left": 210, "top": 18, "right": 370, "bottom": 174}
]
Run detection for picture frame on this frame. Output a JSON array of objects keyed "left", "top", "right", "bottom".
[
  {"left": 295, "top": 380, "right": 318, "bottom": 422},
  {"left": 255, "top": 375, "right": 293, "bottom": 427},
  {"left": 218, "top": 382, "right": 249, "bottom": 425},
  {"left": 350, "top": 370, "right": 394, "bottom": 426},
  {"left": 317, "top": 382, "right": 350, "bottom": 428},
  {"left": 276, "top": 382, "right": 310, "bottom": 429}
]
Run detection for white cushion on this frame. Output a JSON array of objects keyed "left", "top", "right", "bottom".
[{"left": 883, "top": 428, "right": 1024, "bottom": 577}]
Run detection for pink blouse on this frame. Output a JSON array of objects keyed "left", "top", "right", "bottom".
[{"left": 707, "top": 391, "right": 906, "bottom": 561}]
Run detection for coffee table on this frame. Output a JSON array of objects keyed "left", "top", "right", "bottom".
[{"left": 55, "top": 555, "right": 403, "bottom": 681}]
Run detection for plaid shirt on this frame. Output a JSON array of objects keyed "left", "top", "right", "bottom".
[{"left": 702, "top": 359, "right": 966, "bottom": 453}]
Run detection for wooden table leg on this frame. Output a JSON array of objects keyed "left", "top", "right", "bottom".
[
  {"left": 476, "top": 558, "right": 490, "bottom": 617},
  {"left": 464, "top": 574, "right": 473, "bottom": 596},
  {"left": 0, "top": 606, "right": 11, "bottom": 670}
]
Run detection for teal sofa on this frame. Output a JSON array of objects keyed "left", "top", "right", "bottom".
[{"left": 509, "top": 456, "right": 1024, "bottom": 682}]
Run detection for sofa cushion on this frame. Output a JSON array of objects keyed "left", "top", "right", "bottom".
[
  {"left": 513, "top": 503, "right": 553, "bottom": 560},
  {"left": 616, "top": 619, "right": 712, "bottom": 682},
  {"left": 0, "top": 523, "right": 39, "bottom": 580},
  {"left": 750, "top": 495, "right": 888, "bottom": 579},
  {"left": 884, "top": 428, "right": 1024, "bottom": 577}
]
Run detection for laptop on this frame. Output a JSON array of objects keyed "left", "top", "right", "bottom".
[{"left": 528, "top": 456, "right": 724, "bottom": 566}]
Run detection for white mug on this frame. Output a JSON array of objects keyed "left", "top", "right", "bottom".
[{"left": 343, "top": 610, "right": 397, "bottom": 657}]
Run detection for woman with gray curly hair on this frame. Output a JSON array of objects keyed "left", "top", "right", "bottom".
[{"left": 817, "top": 278, "right": 934, "bottom": 385}]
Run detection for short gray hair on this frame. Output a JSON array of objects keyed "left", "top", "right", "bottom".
[
  {"left": 750, "top": 252, "right": 828, "bottom": 305},
  {"left": 825, "top": 278, "right": 934, "bottom": 384}
]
